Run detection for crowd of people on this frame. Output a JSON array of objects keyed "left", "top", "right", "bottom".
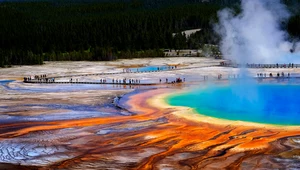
[
  {"left": 111, "top": 78, "right": 141, "bottom": 84},
  {"left": 247, "top": 63, "right": 296, "bottom": 68},
  {"left": 159, "top": 77, "right": 185, "bottom": 84},
  {"left": 257, "top": 72, "right": 291, "bottom": 78},
  {"left": 24, "top": 74, "right": 55, "bottom": 83},
  {"left": 221, "top": 62, "right": 298, "bottom": 69}
]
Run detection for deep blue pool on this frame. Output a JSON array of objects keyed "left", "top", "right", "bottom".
[{"left": 168, "top": 83, "right": 300, "bottom": 125}]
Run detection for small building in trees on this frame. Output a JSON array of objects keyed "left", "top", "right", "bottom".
[{"left": 172, "top": 29, "right": 202, "bottom": 39}]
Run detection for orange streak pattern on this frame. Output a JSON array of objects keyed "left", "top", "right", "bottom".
[{"left": 0, "top": 88, "right": 300, "bottom": 169}]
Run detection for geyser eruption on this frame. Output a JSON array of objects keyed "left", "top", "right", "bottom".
[{"left": 214, "top": 0, "right": 300, "bottom": 63}]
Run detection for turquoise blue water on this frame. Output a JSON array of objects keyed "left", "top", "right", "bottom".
[
  {"left": 167, "top": 84, "right": 300, "bottom": 126},
  {"left": 131, "top": 65, "right": 170, "bottom": 72}
]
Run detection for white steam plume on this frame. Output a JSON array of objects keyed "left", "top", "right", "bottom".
[{"left": 214, "top": 0, "right": 300, "bottom": 64}]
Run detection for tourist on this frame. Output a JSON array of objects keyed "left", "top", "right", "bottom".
[
  {"left": 218, "top": 74, "right": 220, "bottom": 80},
  {"left": 176, "top": 78, "right": 182, "bottom": 83}
]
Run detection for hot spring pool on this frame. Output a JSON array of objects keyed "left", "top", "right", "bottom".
[
  {"left": 167, "top": 84, "right": 300, "bottom": 126},
  {"left": 129, "top": 65, "right": 170, "bottom": 72}
]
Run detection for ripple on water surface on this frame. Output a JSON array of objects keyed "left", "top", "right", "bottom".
[{"left": 167, "top": 83, "right": 300, "bottom": 126}]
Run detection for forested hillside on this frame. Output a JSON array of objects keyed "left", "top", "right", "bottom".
[
  {"left": 0, "top": 1, "right": 222, "bottom": 66},
  {"left": 0, "top": 0, "right": 299, "bottom": 66}
]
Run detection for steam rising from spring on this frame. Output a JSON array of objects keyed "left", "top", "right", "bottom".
[
  {"left": 210, "top": 0, "right": 300, "bottom": 113},
  {"left": 215, "top": 0, "right": 300, "bottom": 64}
]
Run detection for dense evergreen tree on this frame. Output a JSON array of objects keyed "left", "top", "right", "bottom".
[
  {"left": 0, "top": 1, "right": 221, "bottom": 66},
  {"left": 0, "top": 0, "right": 299, "bottom": 66},
  {"left": 288, "top": 15, "right": 300, "bottom": 38}
]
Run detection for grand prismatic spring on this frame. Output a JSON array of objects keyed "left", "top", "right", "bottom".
[
  {"left": 1, "top": 59, "right": 300, "bottom": 169},
  {"left": 168, "top": 83, "right": 300, "bottom": 126},
  {"left": 1, "top": 0, "right": 300, "bottom": 170}
]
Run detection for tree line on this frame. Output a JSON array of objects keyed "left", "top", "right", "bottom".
[
  {"left": 0, "top": 0, "right": 300, "bottom": 67},
  {"left": 0, "top": 1, "right": 221, "bottom": 66}
]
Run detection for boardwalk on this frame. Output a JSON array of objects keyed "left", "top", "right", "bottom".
[
  {"left": 23, "top": 65, "right": 219, "bottom": 85},
  {"left": 23, "top": 63, "right": 300, "bottom": 85},
  {"left": 24, "top": 80, "right": 159, "bottom": 86},
  {"left": 221, "top": 62, "right": 300, "bottom": 68}
]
